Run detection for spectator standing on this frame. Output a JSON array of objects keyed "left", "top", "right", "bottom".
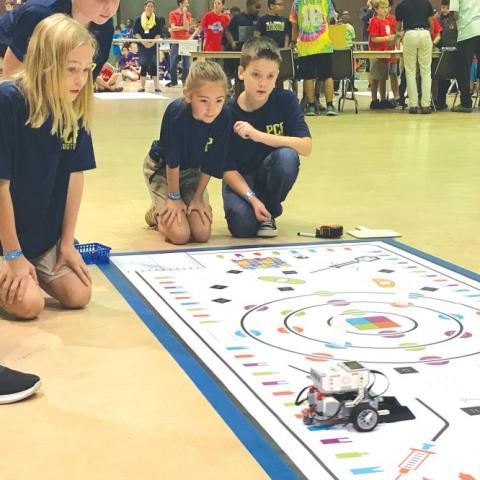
[
  {"left": 225, "top": 0, "right": 261, "bottom": 51},
  {"left": 133, "top": 0, "right": 162, "bottom": 92},
  {"left": 193, "top": 0, "right": 230, "bottom": 51},
  {"left": 255, "top": 0, "right": 291, "bottom": 48},
  {"left": 449, "top": 0, "right": 480, "bottom": 112},
  {"left": 167, "top": 0, "right": 192, "bottom": 87},
  {"left": 437, "top": 0, "right": 458, "bottom": 48},
  {"left": 395, "top": 0, "right": 435, "bottom": 114},
  {"left": 290, "top": 0, "right": 338, "bottom": 116},
  {"left": 360, "top": 0, "right": 375, "bottom": 41}
]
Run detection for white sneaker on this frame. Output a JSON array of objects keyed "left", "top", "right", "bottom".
[{"left": 257, "top": 219, "right": 278, "bottom": 237}]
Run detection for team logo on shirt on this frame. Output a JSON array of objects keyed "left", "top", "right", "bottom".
[
  {"left": 266, "top": 21, "right": 285, "bottom": 32},
  {"left": 266, "top": 122, "right": 284, "bottom": 136},
  {"left": 61, "top": 128, "right": 78, "bottom": 151},
  {"left": 208, "top": 22, "right": 224, "bottom": 33},
  {"left": 204, "top": 137, "right": 214, "bottom": 152}
]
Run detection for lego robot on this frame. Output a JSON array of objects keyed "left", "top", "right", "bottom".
[{"left": 296, "top": 361, "right": 415, "bottom": 432}]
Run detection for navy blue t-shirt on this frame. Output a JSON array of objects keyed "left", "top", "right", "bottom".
[
  {"left": 0, "top": 0, "right": 113, "bottom": 79},
  {"left": 149, "top": 98, "right": 231, "bottom": 179},
  {"left": 0, "top": 82, "right": 96, "bottom": 259},
  {"left": 255, "top": 15, "right": 291, "bottom": 48},
  {"left": 0, "top": 9, "right": 14, "bottom": 46},
  {"left": 225, "top": 88, "right": 311, "bottom": 174}
]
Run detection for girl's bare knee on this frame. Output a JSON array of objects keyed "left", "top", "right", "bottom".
[
  {"left": 5, "top": 292, "right": 45, "bottom": 320},
  {"left": 59, "top": 284, "right": 91, "bottom": 309},
  {"left": 165, "top": 224, "right": 190, "bottom": 245},
  {"left": 190, "top": 227, "right": 211, "bottom": 243}
]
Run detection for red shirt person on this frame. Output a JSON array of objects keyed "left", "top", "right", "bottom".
[
  {"left": 169, "top": 0, "right": 192, "bottom": 40},
  {"left": 193, "top": 0, "right": 230, "bottom": 51},
  {"left": 369, "top": 14, "right": 397, "bottom": 63}
]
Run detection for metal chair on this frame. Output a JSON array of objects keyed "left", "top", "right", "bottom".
[
  {"left": 431, "top": 48, "right": 458, "bottom": 110},
  {"left": 332, "top": 49, "right": 358, "bottom": 114}
]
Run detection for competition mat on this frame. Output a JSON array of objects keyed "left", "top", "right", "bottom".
[{"left": 102, "top": 240, "right": 480, "bottom": 480}]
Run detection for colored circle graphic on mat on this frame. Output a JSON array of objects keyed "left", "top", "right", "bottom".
[{"left": 238, "top": 292, "right": 479, "bottom": 365}]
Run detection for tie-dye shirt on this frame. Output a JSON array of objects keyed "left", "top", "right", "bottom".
[{"left": 290, "top": 0, "right": 335, "bottom": 56}]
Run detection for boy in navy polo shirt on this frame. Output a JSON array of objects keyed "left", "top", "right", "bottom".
[
  {"left": 0, "top": 0, "right": 119, "bottom": 78},
  {"left": 223, "top": 37, "right": 312, "bottom": 238}
]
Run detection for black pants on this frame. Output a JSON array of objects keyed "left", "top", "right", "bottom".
[
  {"left": 139, "top": 45, "right": 157, "bottom": 78},
  {"left": 436, "top": 79, "right": 450, "bottom": 106},
  {"left": 456, "top": 35, "right": 480, "bottom": 107}
]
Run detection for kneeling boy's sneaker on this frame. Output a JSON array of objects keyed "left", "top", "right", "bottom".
[
  {"left": 257, "top": 219, "right": 278, "bottom": 237},
  {"left": 326, "top": 105, "right": 338, "bottom": 116},
  {"left": 144, "top": 206, "right": 158, "bottom": 228},
  {"left": 0, "top": 366, "right": 41, "bottom": 405}
]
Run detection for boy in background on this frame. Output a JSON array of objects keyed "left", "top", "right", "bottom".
[
  {"left": 192, "top": 0, "right": 230, "bottom": 51},
  {"left": 290, "top": 0, "right": 338, "bottom": 116},
  {"left": 255, "top": 0, "right": 291, "bottom": 48},
  {"left": 368, "top": 0, "right": 397, "bottom": 109}
]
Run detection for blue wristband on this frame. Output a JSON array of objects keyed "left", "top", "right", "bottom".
[
  {"left": 4, "top": 249, "right": 24, "bottom": 261},
  {"left": 244, "top": 190, "right": 256, "bottom": 199},
  {"left": 167, "top": 191, "right": 181, "bottom": 200}
]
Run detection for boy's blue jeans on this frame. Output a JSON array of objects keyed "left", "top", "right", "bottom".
[{"left": 222, "top": 147, "right": 300, "bottom": 238}]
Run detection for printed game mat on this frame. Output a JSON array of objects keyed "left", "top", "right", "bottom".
[{"left": 102, "top": 241, "right": 480, "bottom": 480}]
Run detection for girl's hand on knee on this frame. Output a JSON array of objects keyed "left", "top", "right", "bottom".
[
  {"left": 0, "top": 256, "right": 37, "bottom": 304},
  {"left": 54, "top": 244, "right": 91, "bottom": 287},
  {"left": 160, "top": 199, "right": 187, "bottom": 227},
  {"left": 187, "top": 198, "right": 212, "bottom": 225}
]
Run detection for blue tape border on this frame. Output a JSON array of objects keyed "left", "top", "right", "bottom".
[
  {"left": 100, "top": 258, "right": 301, "bottom": 480},
  {"left": 99, "top": 239, "right": 479, "bottom": 479}
]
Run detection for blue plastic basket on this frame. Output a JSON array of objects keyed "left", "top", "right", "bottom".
[{"left": 75, "top": 242, "right": 111, "bottom": 265}]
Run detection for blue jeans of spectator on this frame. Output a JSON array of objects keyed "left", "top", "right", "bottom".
[
  {"left": 169, "top": 43, "right": 191, "bottom": 84},
  {"left": 222, "top": 147, "right": 300, "bottom": 238}
]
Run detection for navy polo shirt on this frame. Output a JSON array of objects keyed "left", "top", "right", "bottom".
[
  {"left": 0, "top": 82, "right": 96, "bottom": 259},
  {"left": 225, "top": 88, "right": 311, "bottom": 174},
  {"left": 149, "top": 98, "right": 231, "bottom": 179},
  {"left": 0, "top": 0, "right": 113, "bottom": 79}
]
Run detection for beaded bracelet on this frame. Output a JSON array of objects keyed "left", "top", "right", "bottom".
[
  {"left": 4, "top": 249, "right": 24, "bottom": 261},
  {"left": 167, "top": 191, "right": 181, "bottom": 200}
]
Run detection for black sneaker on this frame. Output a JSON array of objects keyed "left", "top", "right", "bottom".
[
  {"left": 370, "top": 100, "right": 383, "bottom": 110},
  {"left": 380, "top": 99, "right": 396, "bottom": 109},
  {"left": 0, "top": 366, "right": 41, "bottom": 404},
  {"left": 257, "top": 219, "right": 278, "bottom": 237},
  {"left": 165, "top": 81, "right": 178, "bottom": 88}
]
